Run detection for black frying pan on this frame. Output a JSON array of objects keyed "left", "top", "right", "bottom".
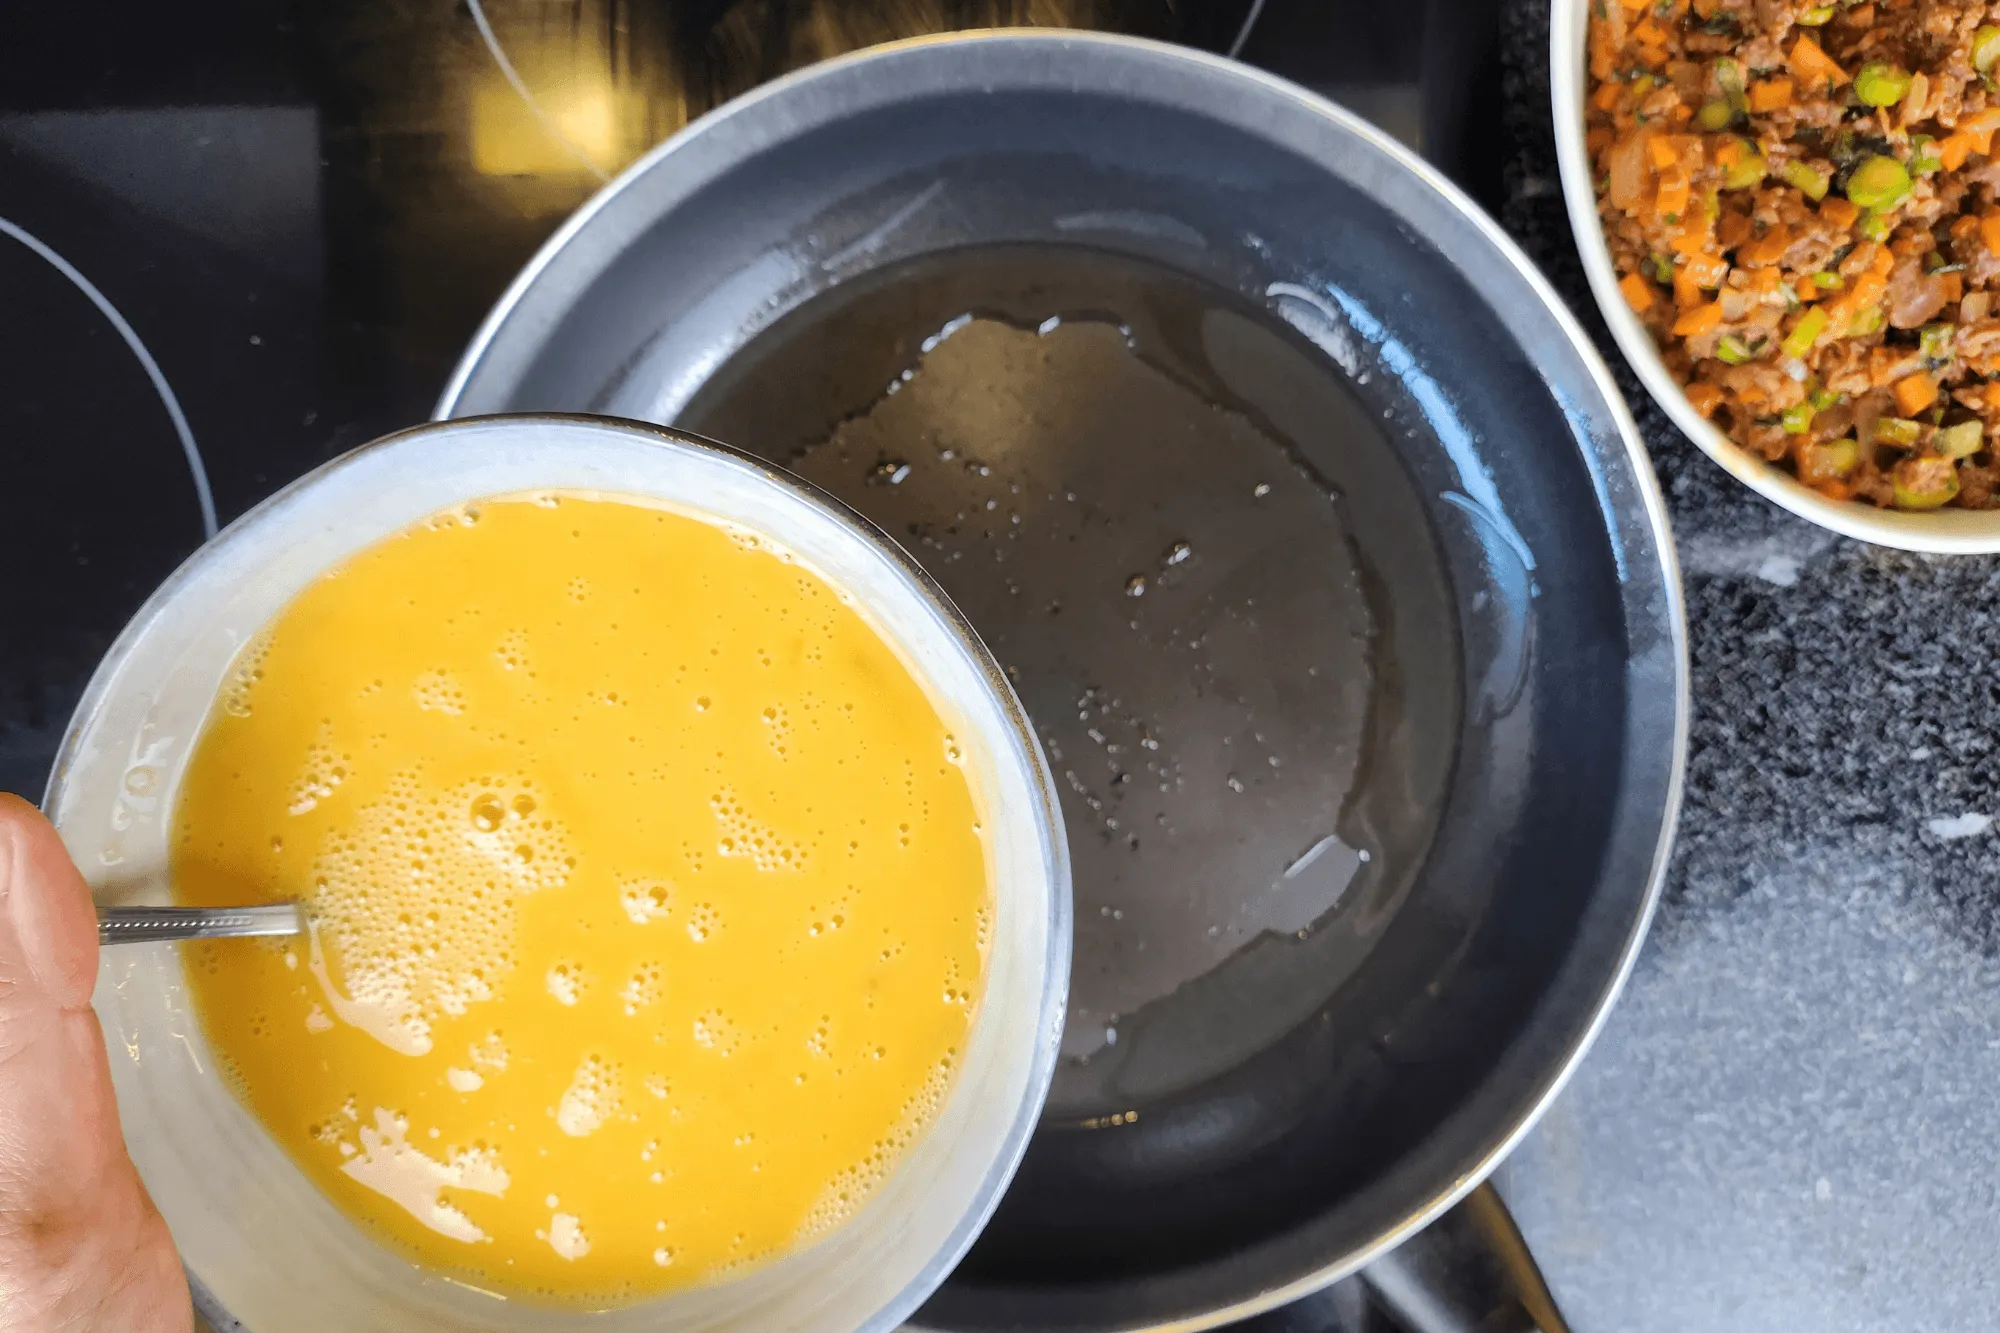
[{"left": 437, "top": 33, "right": 1685, "bottom": 1332}]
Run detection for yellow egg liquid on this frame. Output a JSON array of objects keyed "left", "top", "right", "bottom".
[{"left": 171, "top": 494, "right": 990, "bottom": 1306}]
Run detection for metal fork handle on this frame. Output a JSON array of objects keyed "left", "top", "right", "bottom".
[{"left": 98, "top": 903, "right": 306, "bottom": 946}]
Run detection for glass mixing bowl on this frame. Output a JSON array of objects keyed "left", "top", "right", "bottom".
[{"left": 44, "top": 413, "right": 1070, "bottom": 1333}]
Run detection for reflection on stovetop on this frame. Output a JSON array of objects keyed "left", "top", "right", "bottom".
[{"left": 0, "top": 0, "right": 1500, "bottom": 798}]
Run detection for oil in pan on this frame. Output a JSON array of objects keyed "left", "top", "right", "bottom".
[{"left": 680, "top": 243, "right": 1459, "bottom": 1123}]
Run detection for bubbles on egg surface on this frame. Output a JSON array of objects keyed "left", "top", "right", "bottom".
[
  {"left": 220, "top": 631, "right": 275, "bottom": 718},
  {"left": 470, "top": 792, "right": 506, "bottom": 832},
  {"left": 761, "top": 704, "right": 792, "bottom": 757},
  {"left": 619, "top": 962, "right": 663, "bottom": 1015},
  {"left": 619, "top": 878, "right": 673, "bottom": 925},
  {"left": 288, "top": 724, "right": 352, "bottom": 816},
  {"left": 685, "top": 903, "right": 719, "bottom": 943},
  {"left": 468, "top": 1031, "right": 509, "bottom": 1071},
  {"left": 796, "top": 1052, "right": 959, "bottom": 1241},
  {"left": 545, "top": 961, "right": 587, "bottom": 1006},
  {"left": 305, "top": 770, "right": 569, "bottom": 1056},
  {"left": 709, "top": 787, "right": 807, "bottom": 872},
  {"left": 541, "top": 1212, "right": 590, "bottom": 1260},
  {"left": 411, "top": 669, "right": 466, "bottom": 716},
  {"left": 691, "top": 1009, "right": 740, "bottom": 1056},
  {"left": 556, "top": 1055, "right": 620, "bottom": 1137},
  {"left": 493, "top": 629, "right": 530, "bottom": 672}
]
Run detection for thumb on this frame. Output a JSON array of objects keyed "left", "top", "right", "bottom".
[{"left": 0, "top": 792, "right": 190, "bottom": 1333}]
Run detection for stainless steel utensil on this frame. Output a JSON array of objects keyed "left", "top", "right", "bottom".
[{"left": 97, "top": 902, "right": 305, "bottom": 945}]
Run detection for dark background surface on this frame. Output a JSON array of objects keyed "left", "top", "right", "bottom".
[{"left": 6, "top": 1, "right": 1996, "bottom": 1328}]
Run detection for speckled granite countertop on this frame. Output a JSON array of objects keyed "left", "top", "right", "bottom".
[{"left": 1492, "top": 3, "right": 2000, "bottom": 1326}]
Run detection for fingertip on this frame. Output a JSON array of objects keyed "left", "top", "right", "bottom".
[{"left": 0, "top": 791, "right": 100, "bottom": 1010}]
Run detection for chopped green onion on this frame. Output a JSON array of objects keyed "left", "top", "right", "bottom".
[
  {"left": 1846, "top": 155, "right": 1913, "bottom": 211},
  {"left": 1936, "top": 420, "right": 1985, "bottom": 458},
  {"left": 1976, "top": 25, "right": 2000, "bottom": 74},
  {"left": 1798, "top": 3, "right": 1835, "bottom": 22},
  {"left": 1802, "top": 437, "right": 1861, "bottom": 478},
  {"left": 1855, "top": 62, "right": 1914, "bottom": 107},
  {"left": 1782, "top": 402, "right": 1816, "bottom": 434},
  {"left": 1921, "top": 323, "right": 1957, "bottom": 361},
  {"left": 1892, "top": 456, "right": 1961, "bottom": 509},
  {"left": 1649, "top": 253, "right": 1675, "bottom": 284},
  {"left": 1714, "top": 58, "right": 1745, "bottom": 96},
  {"left": 1812, "top": 270, "right": 1844, "bottom": 290},
  {"left": 1697, "top": 98, "right": 1737, "bottom": 130},
  {"left": 1809, "top": 384, "right": 1843, "bottom": 411},
  {"left": 1850, "top": 305, "right": 1887, "bottom": 336},
  {"left": 1717, "top": 334, "right": 1756, "bottom": 364},
  {"left": 1783, "top": 307, "right": 1830, "bottom": 359},
  {"left": 1859, "top": 211, "right": 1893, "bottom": 241},
  {"left": 1873, "top": 416, "right": 1924, "bottom": 446},
  {"left": 1911, "top": 135, "right": 1942, "bottom": 175},
  {"left": 1785, "top": 159, "right": 1831, "bottom": 201}
]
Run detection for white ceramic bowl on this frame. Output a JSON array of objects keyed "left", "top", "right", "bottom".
[
  {"left": 43, "top": 414, "right": 1070, "bottom": 1333},
  {"left": 1551, "top": 0, "right": 2000, "bottom": 552}
]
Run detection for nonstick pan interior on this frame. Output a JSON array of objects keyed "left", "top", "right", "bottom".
[{"left": 439, "top": 34, "right": 1684, "bottom": 1333}]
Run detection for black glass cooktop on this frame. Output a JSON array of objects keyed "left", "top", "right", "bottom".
[{"left": 0, "top": 0, "right": 1505, "bottom": 802}]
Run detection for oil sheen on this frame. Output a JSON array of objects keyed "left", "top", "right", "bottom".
[{"left": 171, "top": 493, "right": 989, "bottom": 1306}]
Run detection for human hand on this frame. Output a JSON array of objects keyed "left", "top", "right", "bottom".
[{"left": 0, "top": 793, "right": 190, "bottom": 1333}]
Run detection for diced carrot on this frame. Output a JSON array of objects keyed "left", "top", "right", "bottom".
[
  {"left": 1593, "top": 82, "right": 1623, "bottom": 112},
  {"left": 1655, "top": 165, "right": 1692, "bottom": 220},
  {"left": 1789, "top": 36, "right": 1850, "bottom": 88},
  {"left": 1673, "top": 268, "right": 1703, "bottom": 308},
  {"left": 1894, "top": 371, "right": 1940, "bottom": 416},
  {"left": 1673, "top": 301, "right": 1726, "bottom": 337},
  {"left": 1619, "top": 271, "right": 1658, "bottom": 313},
  {"left": 1750, "top": 266, "right": 1785, "bottom": 296},
  {"left": 1979, "top": 212, "right": 2000, "bottom": 254},
  {"left": 1815, "top": 480, "right": 1855, "bottom": 502},
  {"left": 1718, "top": 210, "right": 1754, "bottom": 248},
  {"left": 1819, "top": 198, "right": 1859, "bottom": 229},
  {"left": 1632, "top": 17, "right": 1668, "bottom": 44},
  {"left": 1940, "top": 132, "right": 1976, "bottom": 171},
  {"left": 1740, "top": 227, "right": 1793, "bottom": 266},
  {"left": 1961, "top": 108, "right": 2000, "bottom": 155},
  {"left": 1941, "top": 272, "right": 1965, "bottom": 304},
  {"left": 1868, "top": 245, "right": 1895, "bottom": 279},
  {"left": 1685, "top": 382, "right": 1725, "bottom": 416},
  {"left": 1750, "top": 78, "right": 1794, "bottom": 112},
  {"left": 1648, "top": 135, "right": 1680, "bottom": 169},
  {"left": 1683, "top": 252, "right": 1730, "bottom": 289},
  {"left": 1797, "top": 276, "right": 1821, "bottom": 301},
  {"left": 1590, "top": 20, "right": 1617, "bottom": 81},
  {"left": 1670, "top": 102, "right": 1693, "bottom": 123},
  {"left": 1618, "top": 0, "right": 1648, "bottom": 9}
]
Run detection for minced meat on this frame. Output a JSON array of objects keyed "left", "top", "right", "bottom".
[{"left": 1589, "top": 0, "right": 2000, "bottom": 509}]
